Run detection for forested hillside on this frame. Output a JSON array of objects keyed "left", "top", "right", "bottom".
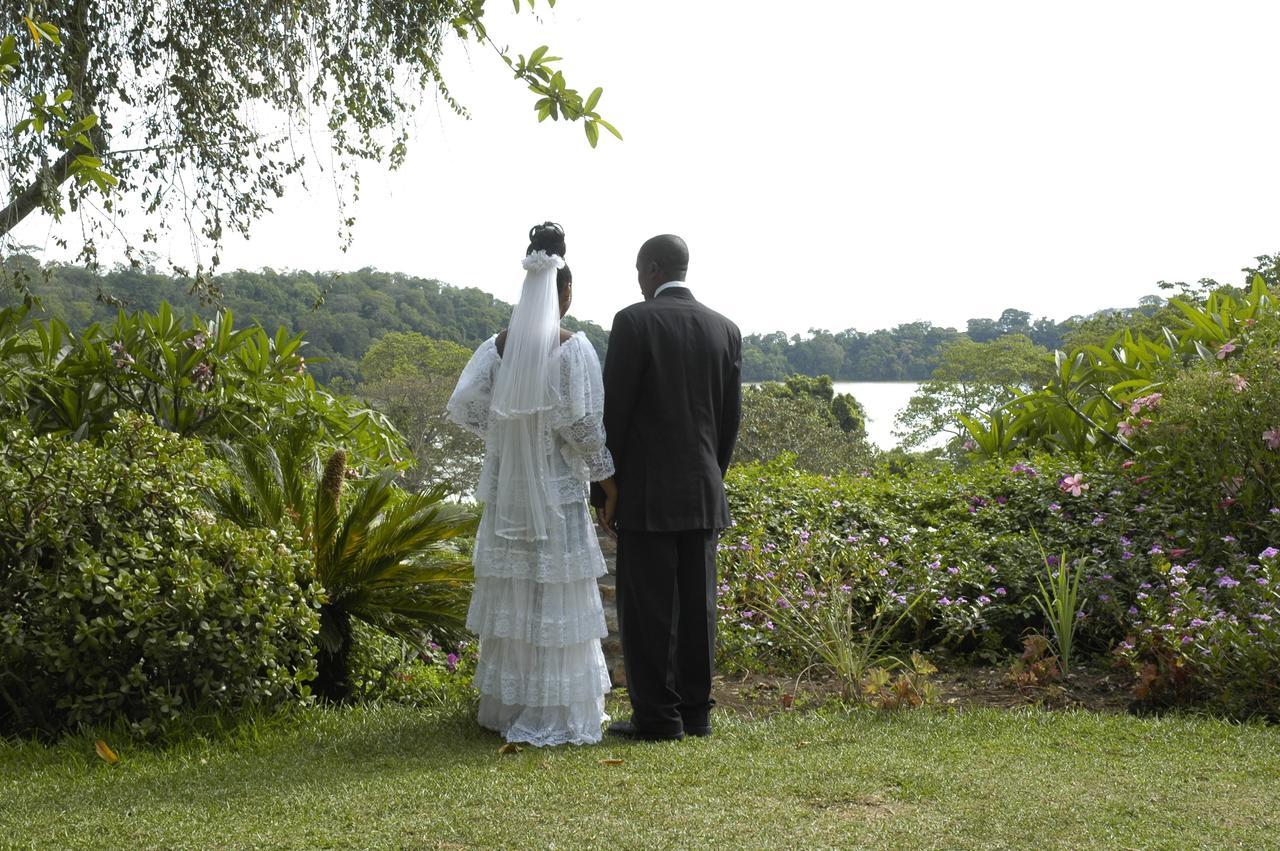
[{"left": 0, "top": 257, "right": 608, "bottom": 385}]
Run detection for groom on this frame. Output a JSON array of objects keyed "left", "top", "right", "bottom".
[{"left": 594, "top": 234, "right": 741, "bottom": 741}]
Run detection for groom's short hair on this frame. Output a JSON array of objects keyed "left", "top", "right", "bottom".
[{"left": 639, "top": 234, "right": 689, "bottom": 280}]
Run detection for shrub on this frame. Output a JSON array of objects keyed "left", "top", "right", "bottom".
[
  {"left": 719, "top": 452, "right": 1179, "bottom": 670},
  {"left": 0, "top": 302, "right": 405, "bottom": 468},
  {"left": 1117, "top": 545, "right": 1280, "bottom": 720},
  {"left": 1128, "top": 337, "right": 1280, "bottom": 555},
  {"left": 346, "top": 621, "right": 475, "bottom": 705},
  {"left": 0, "top": 414, "right": 319, "bottom": 737},
  {"left": 735, "top": 388, "right": 873, "bottom": 475}
]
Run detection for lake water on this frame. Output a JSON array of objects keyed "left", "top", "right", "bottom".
[{"left": 832, "top": 381, "right": 923, "bottom": 450}]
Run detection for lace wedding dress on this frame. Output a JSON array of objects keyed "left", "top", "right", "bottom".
[{"left": 447, "top": 332, "right": 613, "bottom": 746}]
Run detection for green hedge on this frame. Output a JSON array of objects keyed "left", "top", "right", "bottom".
[{"left": 0, "top": 414, "right": 320, "bottom": 737}]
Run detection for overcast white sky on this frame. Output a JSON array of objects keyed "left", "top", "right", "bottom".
[{"left": 16, "top": 1, "right": 1280, "bottom": 336}]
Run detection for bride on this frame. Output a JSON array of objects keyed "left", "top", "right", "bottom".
[{"left": 446, "top": 222, "right": 618, "bottom": 746}]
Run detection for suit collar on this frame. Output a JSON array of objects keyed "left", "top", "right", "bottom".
[{"left": 655, "top": 284, "right": 694, "bottom": 301}]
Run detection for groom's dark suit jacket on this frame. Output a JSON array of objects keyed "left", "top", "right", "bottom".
[{"left": 595, "top": 287, "right": 741, "bottom": 531}]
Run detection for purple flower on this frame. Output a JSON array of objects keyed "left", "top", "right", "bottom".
[
  {"left": 878, "top": 536, "right": 890, "bottom": 546},
  {"left": 1217, "top": 576, "right": 1240, "bottom": 589},
  {"left": 741, "top": 610, "right": 755, "bottom": 619},
  {"left": 946, "top": 566, "right": 959, "bottom": 575},
  {"left": 1259, "top": 547, "right": 1279, "bottom": 560},
  {"left": 1091, "top": 514, "right": 1106, "bottom": 526},
  {"left": 994, "top": 587, "right": 1007, "bottom": 597},
  {"left": 977, "top": 595, "right": 991, "bottom": 605},
  {"left": 1048, "top": 503, "right": 1061, "bottom": 513},
  {"left": 446, "top": 653, "right": 459, "bottom": 671},
  {"left": 938, "top": 596, "right": 952, "bottom": 606}
]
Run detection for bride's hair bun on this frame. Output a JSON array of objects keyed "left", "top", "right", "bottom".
[{"left": 527, "top": 221, "right": 567, "bottom": 259}]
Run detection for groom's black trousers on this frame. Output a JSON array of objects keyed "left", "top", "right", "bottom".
[{"left": 615, "top": 527, "right": 718, "bottom": 735}]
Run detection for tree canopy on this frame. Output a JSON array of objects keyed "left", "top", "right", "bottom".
[{"left": 0, "top": 1, "right": 616, "bottom": 280}]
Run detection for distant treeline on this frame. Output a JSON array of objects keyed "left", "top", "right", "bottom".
[
  {"left": 4, "top": 253, "right": 1274, "bottom": 385},
  {"left": 745, "top": 308, "right": 1119, "bottom": 381}
]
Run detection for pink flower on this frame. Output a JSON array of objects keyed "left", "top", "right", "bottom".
[
  {"left": 1059, "top": 473, "right": 1088, "bottom": 497},
  {"left": 1229, "top": 373, "right": 1249, "bottom": 393},
  {"left": 1128, "top": 393, "right": 1163, "bottom": 415},
  {"left": 1264, "top": 429, "right": 1280, "bottom": 451},
  {"left": 1121, "top": 460, "right": 1137, "bottom": 470},
  {"left": 1117, "top": 421, "right": 1136, "bottom": 437},
  {"left": 962, "top": 438, "right": 978, "bottom": 452},
  {"left": 1216, "top": 340, "right": 1238, "bottom": 360}
]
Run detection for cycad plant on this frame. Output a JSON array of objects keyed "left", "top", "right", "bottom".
[{"left": 208, "top": 437, "right": 478, "bottom": 702}]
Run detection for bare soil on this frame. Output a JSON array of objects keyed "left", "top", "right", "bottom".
[{"left": 711, "top": 660, "right": 1136, "bottom": 717}]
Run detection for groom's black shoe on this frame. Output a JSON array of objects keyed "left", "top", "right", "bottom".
[
  {"left": 682, "top": 721, "right": 712, "bottom": 738},
  {"left": 606, "top": 719, "right": 684, "bottom": 742}
]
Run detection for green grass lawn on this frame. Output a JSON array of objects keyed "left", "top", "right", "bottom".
[{"left": 3, "top": 700, "right": 1277, "bottom": 850}]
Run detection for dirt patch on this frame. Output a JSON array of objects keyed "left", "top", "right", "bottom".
[
  {"left": 807, "top": 794, "right": 907, "bottom": 822},
  {"left": 712, "top": 660, "right": 1136, "bottom": 717}
]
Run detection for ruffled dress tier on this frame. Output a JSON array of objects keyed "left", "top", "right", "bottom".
[{"left": 447, "top": 333, "right": 613, "bottom": 746}]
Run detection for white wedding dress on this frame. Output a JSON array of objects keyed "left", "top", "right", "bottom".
[{"left": 447, "top": 332, "right": 613, "bottom": 746}]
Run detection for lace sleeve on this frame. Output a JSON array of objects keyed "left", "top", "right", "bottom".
[
  {"left": 554, "top": 335, "right": 615, "bottom": 482},
  {"left": 446, "top": 338, "right": 499, "bottom": 438}
]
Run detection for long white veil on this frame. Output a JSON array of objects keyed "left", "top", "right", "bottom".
[{"left": 488, "top": 250, "right": 565, "bottom": 540}]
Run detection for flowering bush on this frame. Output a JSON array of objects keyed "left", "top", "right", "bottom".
[
  {"left": 1129, "top": 332, "right": 1280, "bottom": 555},
  {"left": 719, "top": 452, "right": 1169, "bottom": 671},
  {"left": 0, "top": 414, "right": 320, "bottom": 737},
  {"left": 1117, "top": 544, "right": 1279, "bottom": 719}
]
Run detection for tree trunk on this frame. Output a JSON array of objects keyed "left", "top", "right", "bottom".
[
  {"left": 313, "top": 605, "right": 354, "bottom": 703},
  {"left": 0, "top": 148, "right": 84, "bottom": 239},
  {"left": 1, "top": 0, "right": 102, "bottom": 240}
]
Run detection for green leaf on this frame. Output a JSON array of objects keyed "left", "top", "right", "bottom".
[
  {"left": 595, "top": 118, "right": 623, "bottom": 141},
  {"left": 585, "top": 86, "right": 602, "bottom": 112},
  {"left": 584, "top": 120, "right": 599, "bottom": 148}
]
